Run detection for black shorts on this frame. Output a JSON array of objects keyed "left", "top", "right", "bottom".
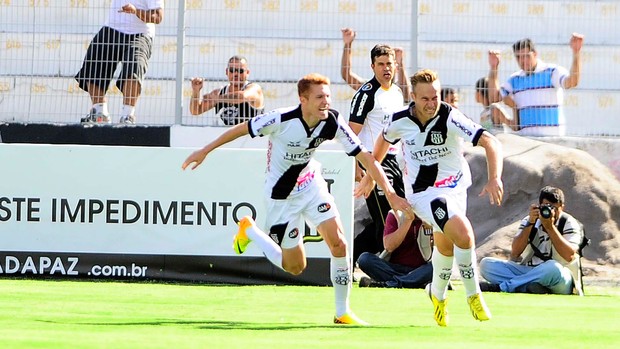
[{"left": 75, "top": 26, "right": 153, "bottom": 93}]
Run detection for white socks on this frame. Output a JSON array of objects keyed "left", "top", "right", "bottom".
[
  {"left": 331, "top": 256, "right": 351, "bottom": 317},
  {"left": 93, "top": 102, "right": 108, "bottom": 115},
  {"left": 243, "top": 222, "right": 283, "bottom": 271},
  {"left": 431, "top": 247, "right": 453, "bottom": 300},
  {"left": 121, "top": 104, "right": 135, "bottom": 118},
  {"left": 454, "top": 245, "right": 481, "bottom": 297}
]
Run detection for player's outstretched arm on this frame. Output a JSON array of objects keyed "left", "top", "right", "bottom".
[{"left": 182, "top": 122, "right": 250, "bottom": 170}]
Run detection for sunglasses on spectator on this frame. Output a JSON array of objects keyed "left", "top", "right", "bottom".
[{"left": 228, "top": 67, "right": 246, "bottom": 73}]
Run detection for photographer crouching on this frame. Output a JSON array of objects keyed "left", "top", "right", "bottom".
[{"left": 479, "top": 186, "right": 586, "bottom": 295}]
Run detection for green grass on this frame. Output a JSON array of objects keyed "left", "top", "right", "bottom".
[{"left": 0, "top": 279, "right": 618, "bottom": 349}]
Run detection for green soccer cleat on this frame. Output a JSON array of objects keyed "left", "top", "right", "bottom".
[
  {"left": 467, "top": 293, "right": 492, "bottom": 321},
  {"left": 333, "top": 312, "right": 370, "bottom": 326},
  {"left": 425, "top": 283, "right": 449, "bottom": 327},
  {"left": 233, "top": 216, "right": 254, "bottom": 254}
]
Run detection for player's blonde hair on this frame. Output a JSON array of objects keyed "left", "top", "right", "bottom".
[
  {"left": 410, "top": 69, "right": 439, "bottom": 90},
  {"left": 297, "top": 73, "right": 330, "bottom": 97}
]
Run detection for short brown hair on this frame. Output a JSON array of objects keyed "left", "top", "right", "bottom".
[
  {"left": 370, "top": 44, "right": 395, "bottom": 64},
  {"left": 297, "top": 73, "right": 330, "bottom": 97},
  {"left": 410, "top": 69, "right": 438, "bottom": 90}
]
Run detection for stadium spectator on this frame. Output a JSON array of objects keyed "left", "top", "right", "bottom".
[
  {"left": 190, "top": 55, "right": 264, "bottom": 126},
  {"left": 75, "top": 0, "right": 164, "bottom": 125},
  {"left": 487, "top": 33, "right": 584, "bottom": 136},
  {"left": 358, "top": 69, "right": 503, "bottom": 326},
  {"left": 347, "top": 42, "right": 407, "bottom": 265},
  {"left": 479, "top": 186, "right": 586, "bottom": 295},
  {"left": 358, "top": 210, "right": 433, "bottom": 289},
  {"left": 340, "top": 27, "right": 411, "bottom": 100},
  {"left": 440, "top": 87, "right": 459, "bottom": 108},
  {"left": 182, "top": 73, "right": 413, "bottom": 326},
  {"left": 475, "top": 77, "right": 518, "bottom": 133}
]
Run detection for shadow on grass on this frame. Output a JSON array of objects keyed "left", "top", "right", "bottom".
[{"left": 37, "top": 319, "right": 419, "bottom": 330}]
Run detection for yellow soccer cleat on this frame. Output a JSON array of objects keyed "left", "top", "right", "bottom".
[
  {"left": 425, "top": 283, "right": 448, "bottom": 327},
  {"left": 233, "top": 216, "right": 254, "bottom": 254},
  {"left": 333, "top": 312, "right": 370, "bottom": 326},
  {"left": 467, "top": 293, "right": 492, "bottom": 321}
]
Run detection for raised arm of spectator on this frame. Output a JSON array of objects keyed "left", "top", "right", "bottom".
[
  {"left": 340, "top": 28, "right": 365, "bottom": 91},
  {"left": 189, "top": 78, "right": 218, "bottom": 115},
  {"left": 394, "top": 47, "right": 412, "bottom": 102},
  {"left": 563, "top": 33, "right": 584, "bottom": 89},
  {"left": 217, "top": 83, "right": 264, "bottom": 109},
  {"left": 487, "top": 50, "right": 515, "bottom": 108}
]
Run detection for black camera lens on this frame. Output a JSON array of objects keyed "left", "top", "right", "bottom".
[{"left": 539, "top": 205, "right": 553, "bottom": 219}]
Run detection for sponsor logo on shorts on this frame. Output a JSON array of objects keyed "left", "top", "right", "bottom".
[
  {"left": 269, "top": 233, "right": 280, "bottom": 244},
  {"left": 317, "top": 203, "right": 331, "bottom": 213},
  {"left": 288, "top": 228, "right": 299, "bottom": 239}
]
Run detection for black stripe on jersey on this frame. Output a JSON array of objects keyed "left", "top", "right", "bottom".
[
  {"left": 384, "top": 107, "right": 412, "bottom": 145},
  {"left": 349, "top": 77, "right": 380, "bottom": 124},
  {"left": 423, "top": 104, "right": 450, "bottom": 146},
  {"left": 307, "top": 110, "right": 339, "bottom": 149},
  {"left": 412, "top": 163, "right": 438, "bottom": 193},
  {"left": 472, "top": 128, "right": 484, "bottom": 146},
  {"left": 281, "top": 105, "right": 303, "bottom": 123},
  {"left": 271, "top": 162, "right": 308, "bottom": 199}
]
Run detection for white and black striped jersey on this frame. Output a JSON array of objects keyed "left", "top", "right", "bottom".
[
  {"left": 248, "top": 105, "right": 364, "bottom": 200},
  {"left": 349, "top": 77, "right": 404, "bottom": 155},
  {"left": 383, "top": 102, "right": 485, "bottom": 195}
]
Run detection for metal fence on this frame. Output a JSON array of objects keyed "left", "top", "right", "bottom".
[{"left": 1, "top": 0, "right": 618, "bottom": 135}]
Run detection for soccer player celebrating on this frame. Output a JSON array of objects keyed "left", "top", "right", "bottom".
[
  {"left": 359, "top": 69, "right": 504, "bottom": 326},
  {"left": 182, "top": 73, "right": 412, "bottom": 326}
]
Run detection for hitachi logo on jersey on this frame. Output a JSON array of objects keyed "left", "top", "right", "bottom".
[
  {"left": 409, "top": 146, "right": 449, "bottom": 160},
  {"left": 317, "top": 203, "right": 331, "bottom": 213},
  {"left": 284, "top": 151, "right": 312, "bottom": 162}
]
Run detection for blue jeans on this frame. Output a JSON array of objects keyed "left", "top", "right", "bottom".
[
  {"left": 479, "top": 257, "right": 573, "bottom": 294},
  {"left": 357, "top": 252, "right": 432, "bottom": 288}
]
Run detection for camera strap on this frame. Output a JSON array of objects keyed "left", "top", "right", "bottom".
[{"left": 527, "top": 214, "right": 568, "bottom": 261}]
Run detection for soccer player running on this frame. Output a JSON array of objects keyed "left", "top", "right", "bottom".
[
  {"left": 358, "top": 69, "right": 504, "bottom": 326},
  {"left": 182, "top": 73, "right": 412, "bottom": 326}
]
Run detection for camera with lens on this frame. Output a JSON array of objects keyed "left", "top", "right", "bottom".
[{"left": 538, "top": 204, "right": 555, "bottom": 219}]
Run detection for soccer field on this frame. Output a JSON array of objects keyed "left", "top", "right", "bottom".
[{"left": 0, "top": 279, "right": 618, "bottom": 349}]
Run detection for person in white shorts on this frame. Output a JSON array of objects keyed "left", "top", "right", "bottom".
[
  {"left": 182, "top": 73, "right": 412, "bottom": 326},
  {"left": 359, "top": 69, "right": 504, "bottom": 327}
]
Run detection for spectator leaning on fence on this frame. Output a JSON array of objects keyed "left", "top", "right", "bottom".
[
  {"left": 75, "top": 1, "right": 164, "bottom": 125},
  {"left": 189, "top": 56, "right": 264, "bottom": 126},
  {"left": 475, "top": 77, "right": 518, "bottom": 134},
  {"left": 487, "top": 33, "right": 584, "bottom": 137}
]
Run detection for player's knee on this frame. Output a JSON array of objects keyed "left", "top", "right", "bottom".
[{"left": 283, "top": 261, "right": 307, "bottom": 275}]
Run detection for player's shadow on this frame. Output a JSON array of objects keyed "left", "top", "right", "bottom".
[{"left": 37, "top": 319, "right": 415, "bottom": 329}]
